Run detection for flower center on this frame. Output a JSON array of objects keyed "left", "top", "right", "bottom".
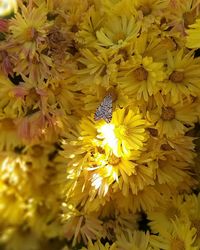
[
  {"left": 26, "top": 27, "right": 38, "bottom": 41},
  {"left": 29, "top": 88, "right": 39, "bottom": 101},
  {"left": 161, "top": 107, "right": 176, "bottom": 121},
  {"left": 30, "top": 145, "right": 44, "bottom": 157},
  {"left": 169, "top": 71, "right": 184, "bottom": 83},
  {"left": 165, "top": 206, "right": 180, "bottom": 220},
  {"left": 113, "top": 32, "right": 126, "bottom": 43},
  {"left": 191, "top": 219, "right": 200, "bottom": 238},
  {"left": 108, "top": 154, "right": 121, "bottom": 166},
  {"left": 161, "top": 143, "right": 173, "bottom": 151},
  {"left": 148, "top": 128, "right": 158, "bottom": 137},
  {"left": 118, "top": 48, "right": 129, "bottom": 61},
  {"left": 183, "top": 11, "right": 196, "bottom": 28},
  {"left": 139, "top": 5, "right": 152, "bottom": 16},
  {"left": 134, "top": 67, "right": 148, "bottom": 81},
  {"left": 71, "top": 24, "right": 79, "bottom": 33},
  {"left": 171, "top": 238, "right": 185, "bottom": 250}
]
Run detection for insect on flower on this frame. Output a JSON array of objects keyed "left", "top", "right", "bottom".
[{"left": 94, "top": 93, "right": 113, "bottom": 123}]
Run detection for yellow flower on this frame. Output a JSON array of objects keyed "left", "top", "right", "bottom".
[
  {"left": 186, "top": 18, "right": 200, "bottom": 48},
  {"left": 81, "top": 240, "right": 117, "bottom": 250},
  {"left": 150, "top": 219, "right": 198, "bottom": 250},
  {"left": 147, "top": 195, "right": 186, "bottom": 234},
  {"left": 133, "top": 0, "right": 170, "bottom": 31},
  {"left": 155, "top": 153, "right": 196, "bottom": 189},
  {"left": 117, "top": 55, "right": 165, "bottom": 101},
  {"left": 148, "top": 95, "right": 198, "bottom": 137},
  {"left": 166, "top": 0, "right": 200, "bottom": 34},
  {"left": 97, "top": 107, "right": 147, "bottom": 157},
  {"left": 77, "top": 48, "right": 119, "bottom": 89},
  {"left": 9, "top": 3, "right": 52, "bottom": 59},
  {"left": 161, "top": 50, "right": 200, "bottom": 103},
  {"left": 96, "top": 14, "right": 140, "bottom": 49},
  {"left": 116, "top": 230, "right": 152, "bottom": 250}
]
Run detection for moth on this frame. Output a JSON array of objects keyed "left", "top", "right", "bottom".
[{"left": 94, "top": 93, "right": 113, "bottom": 123}]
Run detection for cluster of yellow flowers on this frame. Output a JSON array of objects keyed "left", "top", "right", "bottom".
[{"left": 1, "top": 0, "right": 200, "bottom": 249}]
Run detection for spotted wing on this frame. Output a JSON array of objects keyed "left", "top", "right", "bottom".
[{"left": 94, "top": 94, "right": 112, "bottom": 123}]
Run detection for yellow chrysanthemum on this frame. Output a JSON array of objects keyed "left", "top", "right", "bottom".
[
  {"left": 77, "top": 48, "right": 119, "bottom": 89},
  {"left": 147, "top": 195, "right": 186, "bottom": 234},
  {"left": 96, "top": 14, "right": 140, "bottom": 49},
  {"left": 117, "top": 55, "right": 165, "bottom": 101},
  {"left": 166, "top": 0, "right": 200, "bottom": 34},
  {"left": 133, "top": 0, "right": 169, "bottom": 30},
  {"left": 9, "top": 3, "right": 52, "bottom": 59},
  {"left": 186, "top": 18, "right": 200, "bottom": 48},
  {"left": 150, "top": 219, "right": 198, "bottom": 250},
  {"left": 148, "top": 96, "right": 198, "bottom": 137},
  {"left": 161, "top": 50, "right": 200, "bottom": 103},
  {"left": 155, "top": 153, "right": 196, "bottom": 190},
  {"left": 98, "top": 107, "right": 147, "bottom": 157}
]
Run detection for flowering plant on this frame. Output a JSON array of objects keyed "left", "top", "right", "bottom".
[{"left": 1, "top": 0, "right": 200, "bottom": 249}]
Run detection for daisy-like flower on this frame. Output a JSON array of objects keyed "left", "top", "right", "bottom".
[
  {"left": 166, "top": 0, "right": 200, "bottom": 34},
  {"left": 95, "top": 14, "right": 140, "bottom": 49},
  {"left": 147, "top": 195, "right": 186, "bottom": 234},
  {"left": 186, "top": 18, "right": 200, "bottom": 48},
  {"left": 161, "top": 50, "right": 200, "bottom": 103},
  {"left": 133, "top": 0, "right": 170, "bottom": 31},
  {"left": 81, "top": 240, "right": 117, "bottom": 250},
  {"left": 97, "top": 107, "right": 147, "bottom": 157},
  {"left": 155, "top": 153, "right": 196, "bottom": 191},
  {"left": 77, "top": 5, "right": 105, "bottom": 48},
  {"left": 148, "top": 95, "right": 198, "bottom": 137},
  {"left": 77, "top": 48, "right": 119, "bottom": 89},
  {"left": 150, "top": 218, "right": 198, "bottom": 250},
  {"left": 162, "top": 135, "right": 196, "bottom": 163},
  {"left": 117, "top": 55, "right": 165, "bottom": 101},
  {"left": 116, "top": 230, "right": 151, "bottom": 250},
  {"left": 8, "top": 2, "right": 52, "bottom": 60}
]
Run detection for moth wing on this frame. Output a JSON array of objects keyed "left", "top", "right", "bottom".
[{"left": 94, "top": 94, "right": 113, "bottom": 123}]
